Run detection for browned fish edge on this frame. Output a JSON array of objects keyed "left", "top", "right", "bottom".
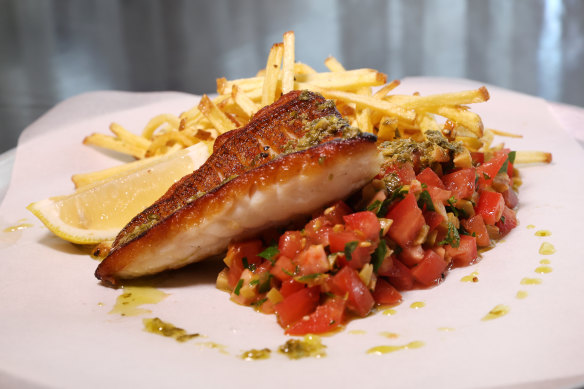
[{"left": 95, "top": 133, "right": 378, "bottom": 285}]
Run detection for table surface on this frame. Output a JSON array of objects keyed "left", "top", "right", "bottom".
[{"left": 1, "top": 0, "right": 584, "bottom": 154}]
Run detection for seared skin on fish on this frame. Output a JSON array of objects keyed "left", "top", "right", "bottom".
[{"left": 95, "top": 90, "right": 381, "bottom": 285}]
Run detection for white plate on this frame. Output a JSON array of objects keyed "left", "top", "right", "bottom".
[{"left": 1, "top": 78, "right": 583, "bottom": 389}]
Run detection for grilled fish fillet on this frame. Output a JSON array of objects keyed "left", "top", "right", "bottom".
[{"left": 95, "top": 90, "right": 381, "bottom": 285}]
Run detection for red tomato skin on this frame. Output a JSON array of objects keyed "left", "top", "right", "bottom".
[
  {"left": 329, "top": 229, "right": 372, "bottom": 269},
  {"left": 470, "top": 152, "right": 485, "bottom": 164},
  {"left": 278, "top": 231, "right": 304, "bottom": 259},
  {"left": 476, "top": 153, "right": 507, "bottom": 189},
  {"left": 386, "top": 192, "right": 425, "bottom": 247},
  {"left": 330, "top": 266, "right": 375, "bottom": 317},
  {"left": 496, "top": 206, "right": 518, "bottom": 237},
  {"left": 279, "top": 278, "right": 305, "bottom": 297},
  {"left": 343, "top": 211, "right": 381, "bottom": 242},
  {"left": 274, "top": 286, "right": 320, "bottom": 327},
  {"left": 296, "top": 244, "right": 329, "bottom": 275},
  {"left": 383, "top": 162, "right": 416, "bottom": 185},
  {"left": 445, "top": 235, "right": 478, "bottom": 267},
  {"left": 398, "top": 244, "right": 425, "bottom": 267},
  {"left": 385, "top": 258, "right": 415, "bottom": 291},
  {"left": 304, "top": 216, "right": 333, "bottom": 246},
  {"left": 411, "top": 250, "right": 448, "bottom": 286},
  {"left": 442, "top": 168, "right": 476, "bottom": 200},
  {"left": 502, "top": 188, "right": 519, "bottom": 209},
  {"left": 424, "top": 211, "right": 444, "bottom": 231},
  {"left": 285, "top": 298, "right": 346, "bottom": 335},
  {"left": 417, "top": 167, "right": 445, "bottom": 189},
  {"left": 225, "top": 240, "right": 264, "bottom": 288},
  {"left": 323, "top": 201, "right": 352, "bottom": 225},
  {"left": 475, "top": 191, "right": 505, "bottom": 225},
  {"left": 461, "top": 215, "right": 490, "bottom": 247},
  {"left": 376, "top": 253, "right": 395, "bottom": 276},
  {"left": 272, "top": 255, "right": 296, "bottom": 282},
  {"left": 373, "top": 278, "right": 403, "bottom": 305}
]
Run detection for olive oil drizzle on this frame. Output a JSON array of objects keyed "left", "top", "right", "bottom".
[
  {"left": 109, "top": 286, "right": 168, "bottom": 316},
  {"left": 278, "top": 335, "right": 326, "bottom": 359},
  {"left": 367, "top": 341, "right": 425, "bottom": 355},
  {"left": 482, "top": 304, "right": 510, "bottom": 321},
  {"left": 143, "top": 317, "right": 199, "bottom": 342}
]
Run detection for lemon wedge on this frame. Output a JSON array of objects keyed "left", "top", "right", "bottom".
[{"left": 27, "top": 143, "right": 210, "bottom": 245}]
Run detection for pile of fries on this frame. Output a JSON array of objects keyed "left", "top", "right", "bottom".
[{"left": 79, "top": 31, "right": 551, "bottom": 188}]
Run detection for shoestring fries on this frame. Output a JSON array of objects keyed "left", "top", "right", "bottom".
[{"left": 80, "top": 30, "right": 550, "bottom": 188}]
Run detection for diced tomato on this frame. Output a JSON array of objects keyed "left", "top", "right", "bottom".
[
  {"left": 304, "top": 216, "right": 333, "bottom": 246},
  {"left": 296, "top": 244, "right": 330, "bottom": 275},
  {"left": 329, "top": 229, "right": 372, "bottom": 269},
  {"left": 385, "top": 258, "right": 415, "bottom": 291},
  {"left": 475, "top": 191, "right": 505, "bottom": 225},
  {"left": 372, "top": 278, "right": 402, "bottom": 305},
  {"left": 323, "top": 201, "right": 352, "bottom": 225},
  {"left": 445, "top": 235, "right": 478, "bottom": 267},
  {"left": 495, "top": 149, "right": 514, "bottom": 177},
  {"left": 502, "top": 188, "right": 519, "bottom": 209},
  {"left": 386, "top": 192, "right": 425, "bottom": 247},
  {"left": 496, "top": 206, "right": 518, "bottom": 237},
  {"left": 442, "top": 168, "right": 476, "bottom": 200},
  {"left": 343, "top": 211, "right": 381, "bottom": 241},
  {"left": 274, "top": 286, "right": 320, "bottom": 327},
  {"left": 461, "top": 215, "right": 490, "bottom": 247},
  {"left": 417, "top": 167, "right": 445, "bottom": 189},
  {"left": 224, "top": 240, "right": 264, "bottom": 288},
  {"left": 411, "top": 250, "right": 448, "bottom": 286},
  {"left": 272, "top": 255, "right": 296, "bottom": 281},
  {"left": 278, "top": 231, "right": 304, "bottom": 259},
  {"left": 383, "top": 162, "right": 416, "bottom": 185},
  {"left": 476, "top": 153, "right": 507, "bottom": 190},
  {"left": 376, "top": 252, "right": 395, "bottom": 276},
  {"left": 279, "top": 278, "right": 305, "bottom": 297},
  {"left": 424, "top": 210, "right": 444, "bottom": 231},
  {"left": 285, "top": 298, "right": 346, "bottom": 335},
  {"left": 399, "top": 244, "right": 425, "bottom": 267},
  {"left": 470, "top": 152, "right": 485, "bottom": 164},
  {"left": 330, "top": 266, "right": 375, "bottom": 317}
]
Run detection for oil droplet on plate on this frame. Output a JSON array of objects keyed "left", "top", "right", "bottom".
[
  {"left": 109, "top": 286, "right": 168, "bottom": 316},
  {"left": 460, "top": 271, "right": 479, "bottom": 283},
  {"left": 382, "top": 308, "right": 397, "bottom": 316},
  {"left": 379, "top": 331, "right": 399, "bottom": 339},
  {"left": 198, "top": 341, "right": 229, "bottom": 355},
  {"left": 526, "top": 224, "right": 535, "bottom": 229},
  {"left": 520, "top": 277, "right": 542, "bottom": 285},
  {"left": 535, "top": 266, "right": 552, "bottom": 274},
  {"left": 278, "top": 335, "right": 326, "bottom": 359},
  {"left": 367, "top": 341, "right": 425, "bottom": 355},
  {"left": 539, "top": 242, "right": 556, "bottom": 255},
  {"left": 539, "top": 259, "right": 551, "bottom": 265},
  {"left": 535, "top": 230, "right": 551, "bottom": 237},
  {"left": 143, "top": 317, "right": 199, "bottom": 342},
  {"left": 410, "top": 301, "right": 425, "bottom": 309},
  {"left": 516, "top": 290, "right": 528, "bottom": 299},
  {"left": 3, "top": 223, "right": 33, "bottom": 232},
  {"left": 482, "top": 304, "right": 510, "bottom": 321},
  {"left": 241, "top": 348, "right": 271, "bottom": 360},
  {"left": 348, "top": 329, "right": 366, "bottom": 335}
]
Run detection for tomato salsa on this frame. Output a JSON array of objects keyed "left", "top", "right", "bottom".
[{"left": 216, "top": 131, "right": 519, "bottom": 335}]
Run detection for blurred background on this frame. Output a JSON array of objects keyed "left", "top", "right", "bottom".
[{"left": 1, "top": 0, "right": 583, "bottom": 154}]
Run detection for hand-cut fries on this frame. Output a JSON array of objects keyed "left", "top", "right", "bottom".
[{"left": 80, "top": 30, "right": 550, "bottom": 188}]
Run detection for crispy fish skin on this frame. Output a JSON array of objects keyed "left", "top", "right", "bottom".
[
  {"left": 95, "top": 136, "right": 380, "bottom": 284},
  {"left": 95, "top": 90, "right": 381, "bottom": 284},
  {"left": 110, "top": 90, "right": 337, "bottom": 251}
]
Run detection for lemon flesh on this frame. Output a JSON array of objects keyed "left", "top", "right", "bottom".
[{"left": 27, "top": 143, "right": 210, "bottom": 245}]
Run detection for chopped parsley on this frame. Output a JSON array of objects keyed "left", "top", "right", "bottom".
[
  {"left": 233, "top": 279, "right": 244, "bottom": 296},
  {"left": 498, "top": 151, "right": 516, "bottom": 174},
  {"left": 344, "top": 241, "right": 359, "bottom": 261},
  {"left": 242, "top": 257, "right": 256, "bottom": 272},
  {"left": 417, "top": 190, "right": 435, "bottom": 212},
  {"left": 258, "top": 273, "right": 273, "bottom": 293},
  {"left": 371, "top": 239, "right": 388, "bottom": 273},
  {"left": 297, "top": 273, "right": 322, "bottom": 282},
  {"left": 258, "top": 245, "right": 280, "bottom": 265},
  {"left": 438, "top": 221, "right": 461, "bottom": 248}
]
